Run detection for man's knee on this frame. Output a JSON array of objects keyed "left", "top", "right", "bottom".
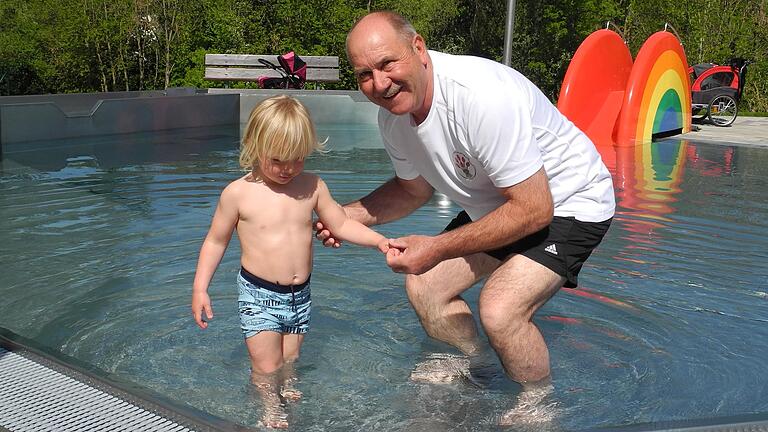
[
  {"left": 404, "top": 273, "right": 432, "bottom": 309},
  {"left": 478, "top": 281, "right": 532, "bottom": 336},
  {"left": 405, "top": 274, "right": 461, "bottom": 335},
  {"left": 478, "top": 258, "right": 564, "bottom": 333},
  {"left": 405, "top": 273, "right": 426, "bottom": 294},
  {"left": 405, "top": 274, "right": 436, "bottom": 321},
  {"left": 479, "top": 298, "right": 525, "bottom": 338}
]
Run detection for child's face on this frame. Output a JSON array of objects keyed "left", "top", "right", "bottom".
[{"left": 257, "top": 157, "right": 305, "bottom": 185}]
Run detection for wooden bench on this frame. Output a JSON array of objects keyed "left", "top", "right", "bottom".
[{"left": 204, "top": 54, "right": 340, "bottom": 83}]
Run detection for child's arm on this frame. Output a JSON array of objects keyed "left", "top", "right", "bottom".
[
  {"left": 192, "top": 184, "right": 239, "bottom": 329},
  {"left": 315, "top": 178, "right": 392, "bottom": 253}
]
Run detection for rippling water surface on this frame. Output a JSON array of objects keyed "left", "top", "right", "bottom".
[{"left": 1, "top": 126, "right": 767, "bottom": 431}]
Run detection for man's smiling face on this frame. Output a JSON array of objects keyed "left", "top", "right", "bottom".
[{"left": 346, "top": 14, "right": 432, "bottom": 123}]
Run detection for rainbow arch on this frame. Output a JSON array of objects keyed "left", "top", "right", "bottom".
[{"left": 615, "top": 32, "right": 692, "bottom": 144}]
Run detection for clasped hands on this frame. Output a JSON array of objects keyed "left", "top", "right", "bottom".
[{"left": 315, "top": 222, "right": 441, "bottom": 275}]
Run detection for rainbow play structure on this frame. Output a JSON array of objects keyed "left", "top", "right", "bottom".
[{"left": 558, "top": 26, "right": 692, "bottom": 147}]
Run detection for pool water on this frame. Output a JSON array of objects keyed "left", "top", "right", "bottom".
[{"left": 1, "top": 126, "right": 767, "bottom": 431}]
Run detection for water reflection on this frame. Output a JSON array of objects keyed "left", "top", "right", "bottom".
[
  {"left": 594, "top": 139, "right": 740, "bottom": 268},
  {"left": 434, "top": 193, "right": 455, "bottom": 216}
]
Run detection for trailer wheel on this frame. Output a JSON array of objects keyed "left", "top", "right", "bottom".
[{"left": 708, "top": 95, "right": 738, "bottom": 127}]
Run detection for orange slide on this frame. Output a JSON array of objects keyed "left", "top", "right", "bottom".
[{"left": 558, "top": 29, "right": 633, "bottom": 148}]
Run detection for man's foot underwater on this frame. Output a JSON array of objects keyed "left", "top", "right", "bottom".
[
  {"left": 409, "top": 351, "right": 499, "bottom": 387},
  {"left": 498, "top": 383, "right": 559, "bottom": 426},
  {"left": 410, "top": 352, "right": 470, "bottom": 383}
]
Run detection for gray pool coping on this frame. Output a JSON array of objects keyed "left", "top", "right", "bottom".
[{"left": 584, "top": 413, "right": 768, "bottom": 432}]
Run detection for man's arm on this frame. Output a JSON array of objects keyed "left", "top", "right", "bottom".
[
  {"left": 316, "top": 175, "right": 433, "bottom": 246},
  {"left": 387, "top": 168, "right": 553, "bottom": 274},
  {"left": 346, "top": 175, "right": 434, "bottom": 225}
]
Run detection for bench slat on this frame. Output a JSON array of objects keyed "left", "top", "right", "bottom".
[
  {"left": 205, "top": 54, "right": 339, "bottom": 68},
  {"left": 205, "top": 67, "right": 340, "bottom": 82}
]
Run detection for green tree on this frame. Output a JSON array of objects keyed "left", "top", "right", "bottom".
[
  {"left": 0, "top": 2, "right": 45, "bottom": 94},
  {"left": 0, "top": 0, "right": 765, "bottom": 111}
]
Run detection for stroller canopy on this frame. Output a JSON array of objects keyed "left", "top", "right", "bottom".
[{"left": 278, "top": 52, "right": 307, "bottom": 82}]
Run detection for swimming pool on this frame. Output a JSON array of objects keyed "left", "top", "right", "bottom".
[{"left": 1, "top": 124, "right": 767, "bottom": 431}]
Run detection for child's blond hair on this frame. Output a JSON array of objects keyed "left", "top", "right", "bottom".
[{"left": 240, "top": 95, "right": 325, "bottom": 169}]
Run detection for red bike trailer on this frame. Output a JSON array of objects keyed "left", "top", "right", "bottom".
[{"left": 689, "top": 58, "right": 750, "bottom": 126}]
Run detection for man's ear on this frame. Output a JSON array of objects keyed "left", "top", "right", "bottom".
[{"left": 412, "top": 35, "right": 428, "bottom": 65}]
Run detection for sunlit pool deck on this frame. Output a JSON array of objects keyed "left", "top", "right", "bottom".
[
  {"left": 1, "top": 90, "right": 767, "bottom": 431},
  {"left": 682, "top": 116, "right": 768, "bottom": 147}
]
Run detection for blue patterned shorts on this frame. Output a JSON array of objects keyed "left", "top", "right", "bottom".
[{"left": 237, "top": 268, "right": 311, "bottom": 338}]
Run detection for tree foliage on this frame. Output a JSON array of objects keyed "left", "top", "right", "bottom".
[{"left": 1, "top": 0, "right": 766, "bottom": 111}]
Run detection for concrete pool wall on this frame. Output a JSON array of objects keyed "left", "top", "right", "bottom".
[
  {"left": 0, "top": 88, "right": 379, "bottom": 153},
  {"left": 208, "top": 88, "right": 379, "bottom": 126}
]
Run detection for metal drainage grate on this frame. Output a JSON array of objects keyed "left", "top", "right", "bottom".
[
  {"left": 0, "top": 328, "right": 251, "bottom": 432},
  {"left": 0, "top": 346, "right": 193, "bottom": 432}
]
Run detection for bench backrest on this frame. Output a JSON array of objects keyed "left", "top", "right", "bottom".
[{"left": 205, "top": 54, "right": 340, "bottom": 82}]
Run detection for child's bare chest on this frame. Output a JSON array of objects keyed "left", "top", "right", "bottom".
[{"left": 239, "top": 182, "right": 316, "bottom": 229}]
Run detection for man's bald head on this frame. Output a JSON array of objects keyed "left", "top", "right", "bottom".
[{"left": 346, "top": 11, "right": 419, "bottom": 58}]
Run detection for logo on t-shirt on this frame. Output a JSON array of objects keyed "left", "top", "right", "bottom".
[{"left": 452, "top": 151, "right": 476, "bottom": 180}]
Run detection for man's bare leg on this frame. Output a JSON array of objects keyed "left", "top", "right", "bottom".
[
  {"left": 405, "top": 253, "right": 499, "bottom": 382},
  {"left": 477, "top": 255, "right": 565, "bottom": 424},
  {"left": 405, "top": 253, "right": 499, "bottom": 355},
  {"left": 246, "top": 332, "right": 289, "bottom": 429},
  {"left": 478, "top": 254, "right": 565, "bottom": 384}
]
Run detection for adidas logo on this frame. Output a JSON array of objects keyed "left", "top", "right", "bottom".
[{"left": 544, "top": 244, "right": 558, "bottom": 255}]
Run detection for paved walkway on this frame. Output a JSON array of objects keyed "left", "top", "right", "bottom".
[{"left": 680, "top": 116, "right": 768, "bottom": 147}]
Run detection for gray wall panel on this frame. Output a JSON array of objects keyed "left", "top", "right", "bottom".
[{"left": 0, "top": 92, "right": 239, "bottom": 145}]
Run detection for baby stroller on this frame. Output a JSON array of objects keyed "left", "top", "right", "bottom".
[
  {"left": 689, "top": 58, "right": 750, "bottom": 127},
  {"left": 258, "top": 51, "right": 307, "bottom": 89}
]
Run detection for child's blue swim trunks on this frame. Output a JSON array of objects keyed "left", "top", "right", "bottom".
[{"left": 237, "top": 267, "right": 311, "bottom": 338}]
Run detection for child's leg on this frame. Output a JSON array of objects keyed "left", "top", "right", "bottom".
[
  {"left": 282, "top": 333, "right": 304, "bottom": 363},
  {"left": 246, "top": 331, "right": 285, "bottom": 374},
  {"left": 246, "top": 332, "right": 288, "bottom": 429},
  {"left": 280, "top": 334, "right": 304, "bottom": 401}
]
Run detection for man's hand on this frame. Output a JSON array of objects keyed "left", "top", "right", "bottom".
[
  {"left": 385, "top": 235, "right": 443, "bottom": 275},
  {"left": 314, "top": 220, "right": 342, "bottom": 248}
]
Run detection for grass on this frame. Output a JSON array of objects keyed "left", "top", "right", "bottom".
[{"left": 740, "top": 112, "right": 768, "bottom": 117}]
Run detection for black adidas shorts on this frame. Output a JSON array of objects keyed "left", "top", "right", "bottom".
[{"left": 444, "top": 211, "right": 612, "bottom": 288}]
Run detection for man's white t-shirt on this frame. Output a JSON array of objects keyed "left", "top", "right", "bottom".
[{"left": 379, "top": 50, "right": 615, "bottom": 223}]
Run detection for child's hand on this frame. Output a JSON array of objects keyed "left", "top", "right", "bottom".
[
  {"left": 191, "top": 291, "right": 213, "bottom": 329},
  {"left": 387, "top": 247, "right": 402, "bottom": 258},
  {"left": 378, "top": 238, "right": 404, "bottom": 255},
  {"left": 378, "top": 238, "right": 403, "bottom": 256},
  {"left": 377, "top": 238, "right": 391, "bottom": 254},
  {"left": 315, "top": 220, "right": 342, "bottom": 248}
]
